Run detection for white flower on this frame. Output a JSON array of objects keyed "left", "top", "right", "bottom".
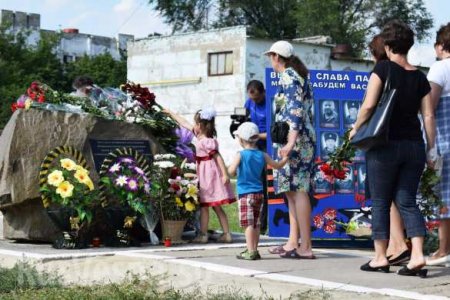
[
  {"left": 109, "top": 163, "right": 121, "bottom": 173},
  {"left": 115, "top": 175, "right": 128, "bottom": 187},
  {"left": 153, "top": 105, "right": 161, "bottom": 112},
  {"left": 154, "top": 154, "right": 176, "bottom": 160},
  {"left": 153, "top": 161, "right": 175, "bottom": 169},
  {"left": 126, "top": 116, "right": 135, "bottom": 123},
  {"left": 183, "top": 163, "right": 196, "bottom": 171},
  {"left": 135, "top": 117, "right": 142, "bottom": 123}
]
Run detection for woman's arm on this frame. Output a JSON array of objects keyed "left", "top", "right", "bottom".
[
  {"left": 163, "top": 108, "right": 194, "bottom": 131},
  {"left": 429, "top": 82, "right": 442, "bottom": 111},
  {"left": 349, "top": 73, "right": 383, "bottom": 139},
  {"left": 421, "top": 92, "right": 436, "bottom": 153},
  {"left": 213, "top": 152, "right": 230, "bottom": 184},
  {"left": 227, "top": 152, "right": 241, "bottom": 177},
  {"left": 264, "top": 153, "right": 288, "bottom": 169}
]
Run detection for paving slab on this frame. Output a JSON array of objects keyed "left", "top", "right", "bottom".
[{"left": 0, "top": 234, "right": 449, "bottom": 300}]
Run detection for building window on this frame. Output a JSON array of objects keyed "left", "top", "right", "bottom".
[
  {"left": 208, "top": 51, "right": 233, "bottom": 76},
  {"left": 63, "top": 55, "right": 73, "bottom": 63}
]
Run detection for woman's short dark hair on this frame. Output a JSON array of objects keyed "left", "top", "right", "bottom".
[
  {"left": 369, "top": 34, "right": 388, "bottom": 62},
  {"left": 436, "top": 22, "right": 450, "bottom": 52},
  {"left": 72, "top": 76, "right": 94, "bottom": 89},
  {"left": 246, "top": 80, "right": 265, "bottom": 93},
  {"left": 381, "top": 20, "right": 414, "bottom": 55}
]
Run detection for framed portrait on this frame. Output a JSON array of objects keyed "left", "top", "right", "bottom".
[
  {"left": 356, "top": 164, "right": 367, "bottom": 195},
  {"left": 335, "top": 165, "right": 354, "bottom": 194},
  {"left": 320, "top": 131, "right": 341, "bottom": 160},
  {"left": 313, "top": 165, "right": 332, "bottom": 194},
  {"left": 319, "top": 99, "right": 339, "bottom": 128},
  {"left": 343, "top": 100, "right": 361, "bottom": 128}
]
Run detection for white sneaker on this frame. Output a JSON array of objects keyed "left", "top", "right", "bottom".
[{"left": 426, "top": 254, "right": 450, "bottom": 267}]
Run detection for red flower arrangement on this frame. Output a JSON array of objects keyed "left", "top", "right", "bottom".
[
  {"left": 120, "top": 82, "right": 156, "bottom": 110},
  {"left": 324, "top": 220, "right": 337, "bottom": 234},
  {"left": 11, "top": 81, "right": 46, "bottom": 112},
  {"left": 319, "top": 130, "right": 355, "bottom": 183},
  {"left": 313, "top": 214, "right": 324, "bottom": 229}
]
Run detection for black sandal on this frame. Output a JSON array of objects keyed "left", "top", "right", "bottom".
[
  {"left": 360, "top": 261, "right": 390, "bottom": 273},
  {"left": 397, "top": 266, "right": 427, "bottom": 278}
]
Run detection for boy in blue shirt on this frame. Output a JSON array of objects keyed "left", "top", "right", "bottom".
[{"left": 228, "top": 122, "right": 288, "bottom": 260}]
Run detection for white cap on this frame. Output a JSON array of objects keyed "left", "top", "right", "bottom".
[
  {"left": 234, "top": 122, "right": 259, "bottom": 142},
  {"left": 264, "top": 41, "right": 294, "bottom": 58}
]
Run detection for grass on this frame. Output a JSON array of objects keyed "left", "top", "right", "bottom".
[
  {"left": 208, "top": 180, "right": 244, "bottom": 233},
  {"left": 0, "top": 263, "right": 333, "bottom": 300}
]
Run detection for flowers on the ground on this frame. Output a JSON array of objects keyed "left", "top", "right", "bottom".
[
  {"left": 319, "top": 130, "right": 355, "bottom": 183},
  {"left": 417, "top": 166, "right": 444, "bottom": 218},
  {"left": 100, "top": 156, "right": 153, "bottom": 214},
  {"left": 40, "top": 158, "right": 98, "bottom": 223},
  {"left": 313, "top": 207, "right": 372, "bottom": 238},
  {"left": 152, "top": 155, "right": 199, "bottom": 220}
]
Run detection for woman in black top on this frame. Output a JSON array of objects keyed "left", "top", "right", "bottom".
[{"left": 350, "top": 20, "right": 436, "bottom": 276}]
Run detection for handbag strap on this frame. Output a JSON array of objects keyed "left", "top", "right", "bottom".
[{"left": 378, "top": 63, "right": 392, "bottom": 105}]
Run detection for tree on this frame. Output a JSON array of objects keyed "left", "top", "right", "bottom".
[
  {"left": 149, "top": 0, "right": 433, "bottom": 54},
  {"left": 63, "top": 53, "right": 127, "bottom": 91},
  {"left": 0, "top": 25, "right": 127, "bottom": 129},
  {"left": 0, "top": 26, "right": 66, "bottom": 128}
]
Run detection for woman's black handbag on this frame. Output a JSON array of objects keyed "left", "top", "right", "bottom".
[
  {"left": 271, "top": 121, "right": 289, "bottom": 144},
  {"left": 350, "top": 64, "right": 397, "bottom": 151}
]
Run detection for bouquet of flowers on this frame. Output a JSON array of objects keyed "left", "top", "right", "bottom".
[
  {"left": 40, "top": 158, "right": 97, "bottom": 224},
  {"left": 313, "top": 207, "right": 372, "bottom": 238},
  {"left": 152, "top": 154, "right": 199, "bottom": 220},
  {"left": 11, "top": 81, "right": 46, "bottom": 112},
  {"left": 319, "top": 130, "right": 355, "bottom": 182},
  {"left": 100, "top": 156, "right": 153, "bottom": 215}
]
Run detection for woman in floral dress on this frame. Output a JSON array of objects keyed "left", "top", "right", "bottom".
[{"left": 265, "top": 41, "right": 316, "bottom": 259}]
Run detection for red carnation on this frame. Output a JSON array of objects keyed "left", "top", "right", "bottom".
[
  {"left": 38, "top": 94, "right": 45, "bottom": 103},
  {"left": 170, "top": 183, "right": 180, "bottom": 191},
  {"left": 170, "top": 167, "right": 180, "bottom": 179},
  {"left": 313, "top": 214, "right": 324, "bottom": 229},
  {"left": 323, "top": 208, "right": 337, "bottom": 220},
  {"left": 319, "top": 163, "right": 333, "bottom": 176},
  {"left": 11, "top": 103, "right": 18, "bottom": 112},
  {"left": 333, "top": 169, "right": 346, "bottom": 180},
  {"left": 324, "top": 220, "right": 336, "bottom": 234}
]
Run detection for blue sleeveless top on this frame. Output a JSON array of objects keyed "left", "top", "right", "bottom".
[{"left": 237, "top": 149, "right": 265, "bottom": 196}]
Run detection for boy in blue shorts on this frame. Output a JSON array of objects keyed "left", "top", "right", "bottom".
[{"left": 228, "top": 122, "right": 288, "bottom": 260}]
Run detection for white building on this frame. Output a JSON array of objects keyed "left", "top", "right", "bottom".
[
  {"left": 127, "top": 26, "right": 376, "bottom": 163},
  {"left": 0, "top": 9, "right": 133, "bottom": 62}
]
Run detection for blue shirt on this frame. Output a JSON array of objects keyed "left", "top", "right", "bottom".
[
  {"left": 237, "top": 149, "right": 265, "bottom": 196},
  {"left": 245, "top": 98, "right": 267, "bottom": 133},
  {"left": 245, "top": 98, "right": 267, "bottom": 150}
]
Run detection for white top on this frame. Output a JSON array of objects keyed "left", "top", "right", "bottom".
[{"left": 427, "top": 58, "right": 450, "bottom": 97}]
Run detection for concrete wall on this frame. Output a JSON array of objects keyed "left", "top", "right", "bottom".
[{"left": 128, "top": 26, "right": 247, "bottom": 162}]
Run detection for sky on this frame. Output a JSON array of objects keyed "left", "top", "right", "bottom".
[{"left": 0, "top": 0, "right": 447, "bottom": 67}]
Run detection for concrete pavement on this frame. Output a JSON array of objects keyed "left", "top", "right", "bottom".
[{"left": 0, "top": 234, "right": 449, "bottom": 300}]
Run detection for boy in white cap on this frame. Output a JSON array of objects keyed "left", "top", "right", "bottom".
[{"left": 228, "top": 122, "right": 289, "bottom": 260}]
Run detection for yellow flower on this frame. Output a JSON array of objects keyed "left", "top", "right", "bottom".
[
  {"left": 175, "top": 196, "right": 183, "bottom": 207},
  {"left": 186, "top": 184, "right": 198, "bottom": 201},
  {"left": 56, "top": 181, "right": 74, "bottom": 198},
  {"left": 74, "top": 169, "right": 94, "bottom": 191},
  {"left": 75, "top": 165, "right": 89, "bottom": 174},
  {"left": 185, "top": 201, "right": 196, "bottom": 212},
  {"left": 123, "top": 216, "right": 137, "bottom": 228},
  {"left": 24, "top": 98, "right": 32, "bottom": 110},
  {"left": 60, "top": 158, "right": 77, "bottom": 171},
  {"left": 47, "top": 170, "right": 64, "bottom": 187}
]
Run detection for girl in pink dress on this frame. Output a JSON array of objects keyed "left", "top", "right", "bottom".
[{"left": 165, "top": 107, "right": 236, "bottom": 243}]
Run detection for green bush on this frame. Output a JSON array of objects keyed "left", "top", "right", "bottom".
[{"left": 0, "top": 261, "right": 61, "bottom": 294}]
